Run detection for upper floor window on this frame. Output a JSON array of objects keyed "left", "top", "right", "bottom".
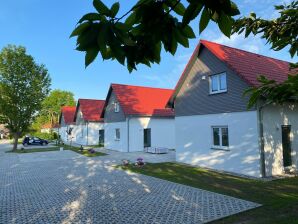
[
  {"left": 210, "top": 72, "right": 227, "bottom": 94},
  {"left": 114, "top": 102, "right": 120, "bottom": 112}
]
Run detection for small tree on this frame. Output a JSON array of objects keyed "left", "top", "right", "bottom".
[
  {"left": 41, "top": 89, "right": 76, "bottom": 126},
  {"left": 0, "top": 45, "right": 51, "bottom": 150}
]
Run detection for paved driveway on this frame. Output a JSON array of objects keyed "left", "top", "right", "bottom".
[{"left": 0, "top": 141, "right": 260, "bottom": 223}]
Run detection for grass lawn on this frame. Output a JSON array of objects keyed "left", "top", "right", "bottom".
[
  {"left": 59, "top": 144, "right": 107, "bottom": 157},
  {"left": 6, "top": 147, "right": 60, "bottom": 153},
  {"left": 120, "top": 162, "right": 298, "bottom": 224}
]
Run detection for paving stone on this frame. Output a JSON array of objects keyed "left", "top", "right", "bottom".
[{"left": 0, "top": 142, "right": 260, "bottom": 224}]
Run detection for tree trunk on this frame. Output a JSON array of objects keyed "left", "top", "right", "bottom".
[{"left": 12, "top": 133, "right": 19, "bottom": 151}]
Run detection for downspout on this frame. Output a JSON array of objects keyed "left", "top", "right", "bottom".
[
  {"left": 258, "top": 102, "right": 269, "bottom": 178},
  {"left": 86, "top": 122, "right": 89, "bottom": 146},
  {"left": 127, "top": 116, "right": 130, "bottom": 152}
]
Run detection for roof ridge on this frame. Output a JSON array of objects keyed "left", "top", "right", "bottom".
[
  {"left": 200, "top": 39, "right": 290, "bottom": 64},
  {"left": 79, "top": 98, "right": 105, "bottom": 101},
  {"left": 111, "top": 83, "right": 174, "bottom": 91}
]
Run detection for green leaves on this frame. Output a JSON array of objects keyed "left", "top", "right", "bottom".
[
  {"left": 0, "top": 45, "right": 51, "bottom": 147},
  {"left": 233, "top": 1, "right": 298, "bottom": 60},
  {"left": 85, "top": 48, "right": 99, "bottom": 67},
  {"left": 71, "top": 0, "right": 240, "bottom": 70},
  {"left": 110, "top": 2, "right": 120, "bottom": 17},
  {"left": 218, "top": 13, "right": 233, "bottom": 37},
  {"left": 183, "top": 2, "right": 203, "bottom": 26},
  {"left": 70, "top": 22, "right": 90, "bottom": 38},
  {"left": 199, "top": 8, "right": 210, "bottom": 34},
  {"left": 93, "top": 0, "right": 110, "bottom": 15},
  {"left": 244, "top": 73, "right": 298, "bottom": 109}
]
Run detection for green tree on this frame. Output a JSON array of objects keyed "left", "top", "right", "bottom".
[
  {"left": 233, "top": 1, "right": 298, "bottom": 107},
  {"left": 71, "top": 0, "right": 240, "bottom": 71},
  {"left": 41, "top": 89, "right": 76, "bottom": 126},
  {"left": 0, "top": 45, "right": 51, "bottom": 150}
]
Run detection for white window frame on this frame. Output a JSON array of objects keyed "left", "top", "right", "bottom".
[
  {"left": 114, "top": 102, "right": 120, "bottom": 113},
  {"left": 209, "top": 72, "right": 227, "bottom": 94},
  {"left": 115, "top": 128, "right": 120, "bottom": 141},
  {"left": 211, "top": 126, "right": 229, "bottom": 149}
]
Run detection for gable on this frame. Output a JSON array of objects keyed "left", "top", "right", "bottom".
[
  {"left": 75, "top": 107, "right": 85, "bottom": 125},
  {"left": 104, "top": 91, "right": 126, "bottom": 123},
  {"left": 175, "top": 46, "right": 253, "bottom": 116}
]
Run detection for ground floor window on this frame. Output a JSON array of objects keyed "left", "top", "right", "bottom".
[
  {"left": 212, "top": 126, "right": 229, "bottom": 149},
  {"left": 115, "top": 128, "right": 120, "bottom": 141}
]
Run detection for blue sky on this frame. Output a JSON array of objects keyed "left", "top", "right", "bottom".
[{"left": 0, "top": 0, "right": 295, "bottom": 100}]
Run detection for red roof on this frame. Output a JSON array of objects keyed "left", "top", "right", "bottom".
[
  {"left": 169, "top": 39, "right": 292, "bottom": 105},
  {"left": 110, "top": 84, "right": 174, "bottom": 117},
  {"left": 60, "top": 106, "right": 76, "bottom": 125},
  {"left": 200, "top": 40, "right": 291, "bottom": 87},
  {"left": 41, "top": 123, "right": 60, "bottom": 129},
  {"left": 77, "top": 99, "right": 105, "bottom": 122}
]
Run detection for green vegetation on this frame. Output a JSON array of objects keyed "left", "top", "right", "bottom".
[
  {"left": 120, "top": 162, "right": 298, "bottom": 224},
  {"left": 71, "top": 0, "right": 240, "bottom": 70},
  {"left": 59, "top": 144, "right": 107, "bottom": 157},
  {"left": 0, "top": 45, "right": 51, "bottom": 151},
  {"left": 31, "top": 132, "right": 58, "bottom": 141},
  {"left": 30, "top": 89, "right": 76, "bottom": 133},
  {"left": 233, "top": 1, "right": 298, "bottom": 107},
  {"left": 6, "top": 147, "right": 60, "bottom": 153}
]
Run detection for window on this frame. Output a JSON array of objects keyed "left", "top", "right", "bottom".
[
  {"left": 212, "top": 126, "right": 229, "bottom": 149},
  {"left": 210, "top": 72, "right": 227, "bottom": 94},
  {"left": 144, "top": 128, "right": 151, "bottom": 147},
  {"left": 114, "top": 102, "right": 120, "bottom": 112},
  {"left": 115, "top": 128, "right": 120, "bottom": 140}
]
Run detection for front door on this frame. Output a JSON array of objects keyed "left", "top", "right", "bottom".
[
  {"left": 282, "top": 125, "right": 292, "bottom": 167},
  {"left": 99, "top": 130, "right": 104, "bottom": 146},
  {"left": 144, "top": 128, "right": 151, "bottom": 148}
]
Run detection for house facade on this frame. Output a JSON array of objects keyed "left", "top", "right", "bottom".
[
  {"left": 73, "top": 99, "right": 105, "bottom": 146},
  {"left": 103, "top": 84, "right": 175, "bottom": 152},
  {"left": 168, "top": 40, "right": 298, "bottom": 178},
  {"left": 59, "top": 106, "right": 76, "bottom": 143},
  {"left": 41, "top": 123, "right": 59, "bottom": 134}
]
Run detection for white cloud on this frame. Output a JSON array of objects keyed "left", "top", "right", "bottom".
[{"left": 141, "top": 52, "right": 192, "bottom": 88}]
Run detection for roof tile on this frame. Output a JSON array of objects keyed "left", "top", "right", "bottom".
[
  {"left": 111, "top": 84, "right": 174, "bottom": 117},
  {"left": 78, "top": 99, "right": 105, "bottom": 122}
]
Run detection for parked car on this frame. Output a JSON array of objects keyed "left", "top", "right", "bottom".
[{"left": 22, "top": 136, "right": 48, "bottom": 146}]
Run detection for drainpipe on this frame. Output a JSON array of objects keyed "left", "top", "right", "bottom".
[
  {"left": 86, "top": 122, "right": 89, "bottom": 146},
  {"left": 127, "top": 116, "right": 130, "bottom": 152},
  {"left": 258, "top": 102, "right": 269, "bottom": 178}
]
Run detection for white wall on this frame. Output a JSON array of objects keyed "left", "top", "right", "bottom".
[
  {"left": 72, "top": 122, "right": 104, "bottom": 146},
  {"left": 104, "top": 121, "right": 128, "bottom": 152},
  {"left": 128, "top": 117, "right": 175, "bottom": 152},
  {"left": 262, "top": 103, "right": 298, "bottom": 176},
  {"left": 175, "top": 111, "right": 261, "bottom": 177},
  {"left": 104, "top": 118, "right": 175, "bottom": 152},
  {"left": 59, "top": 125, "right": 75, "bottom": 143}
]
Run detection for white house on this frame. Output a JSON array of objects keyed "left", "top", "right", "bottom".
[
  {"left": 73, "top": 99, "right": 105, "bottom": 146},
  {"left": 59, "top": 106, "right": 76, "bottom": 143},
  {"left": 102, "top": 84, "right": 175, "bottom": 152},
  {"left": 168, "top": 39, "right": 298, "bottom": 178}
]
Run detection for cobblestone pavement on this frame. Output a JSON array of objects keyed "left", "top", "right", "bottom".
[{"left": 0, "top": 141, "right": 260, "bottom": 223}]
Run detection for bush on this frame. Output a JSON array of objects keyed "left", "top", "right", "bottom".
[{"left": 32, "top": 132, "right": 58, "bottom": 141}]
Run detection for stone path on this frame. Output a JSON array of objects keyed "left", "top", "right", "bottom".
[{"left": 0, "top": 141, "right": 260, "bottom": 223}]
